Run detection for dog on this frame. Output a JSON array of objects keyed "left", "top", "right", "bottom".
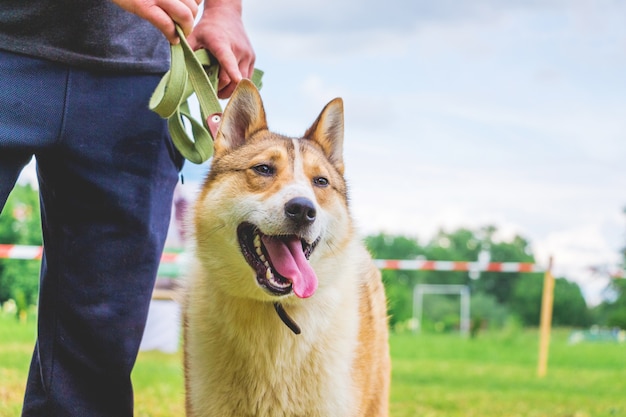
[{"left": 183, "top": 79, "right": 390, "bottom": 417}]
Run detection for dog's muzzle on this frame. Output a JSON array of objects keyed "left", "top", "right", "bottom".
[{"left": 237, "top": 222, "right": 320, "bottom": 299}]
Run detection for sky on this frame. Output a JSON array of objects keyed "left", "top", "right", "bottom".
[
  {"left": 17, "top": 0, "right": 626, "bottom": 304},
  {"left": 240, "top": 0, "right": 626, "bottom": 305}
]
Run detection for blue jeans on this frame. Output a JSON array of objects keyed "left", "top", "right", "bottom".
[{"left": 0, "top": 50, "right": 183, "bottom": 416}]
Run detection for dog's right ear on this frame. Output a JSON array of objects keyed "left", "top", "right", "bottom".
[{"left": 214, "top": 79, "right": 268, "bottom": 157}]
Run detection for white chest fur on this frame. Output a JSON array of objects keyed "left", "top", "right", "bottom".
[{"left": 184, "top": 252, "right": 363, "bottom": 417}]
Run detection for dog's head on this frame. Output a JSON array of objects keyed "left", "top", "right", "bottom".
[{"left": 193, "top": 80, "right": 352, "bottom": 302}]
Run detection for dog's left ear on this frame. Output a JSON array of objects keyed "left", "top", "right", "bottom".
[
  {"left": 215, "top": 79, "right": 268, "bottom": 157},
  {"left": 304, "top": 98, "right": 345, "bottom": 175}
]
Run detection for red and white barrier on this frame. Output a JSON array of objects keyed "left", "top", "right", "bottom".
[
  {"left": 373, "top": 259, "right": 544, "bottom": 273},
  {"left": 0, "top": 244, "right": 43, "bottom": 260},
  {"left": 1, "top": 244, "right": 545, "bottom": 273},
  {"left": 0, "top": 244, "right": 179, "bottom": 263}
]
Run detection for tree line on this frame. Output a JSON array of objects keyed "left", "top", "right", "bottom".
[
  {"left": 1, "top": 184, "right": 625, "bottom": 332},
  {"left": 366, "top": 225, "right": 626, "bottom": 332}
]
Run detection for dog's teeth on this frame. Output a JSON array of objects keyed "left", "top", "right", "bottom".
[
  {"left": 256, "top": 246, "right": 263, "bottom": 256},
  {"left": 264, "top": 260, "right": 270, "bottom": 268},
  {"left": 265, "top": 268, "right": 273, "bottom": 281},
  {"left": 260, "top": 253, "right": 266, "bottom": 262},
  {"left": 254, "top": 234, "right": 261, "bottom": 249}
]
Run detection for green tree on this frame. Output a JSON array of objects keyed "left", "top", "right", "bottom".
[
  {"left": 422, "top": 227, "right": 541, "bottom": 326},
  {"left": 422, "top": 227, "right": 481, "bottom": 286},
  {"left": 593, "top": 208, "right": 626, "bottom": 328},
  {"left": 608, "top": 208, "right": 626, "bottom": 328},
  {"left": 472, "top": 233, "right": 536, "bottom": 305},
  {"left": 365, "top": 226, "right": 593, "bottom": 330},
  {"left": 470, "top": 292, "right": 510, "bottom": 331},
  {"left": 511, "top": 274, "right": 590, "bottom": 327},
  {"left": 365, "top": 233, "right": 423, "bottom": 326},
  {"left": 0, "top": 184, "right": 42, "bottom": 314},
  {"left": 603, "top": 278, "right": 626, "bottom": 328}
]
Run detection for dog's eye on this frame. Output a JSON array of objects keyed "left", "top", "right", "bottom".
[
  {"left": 313, "top": 176, "right": 329, "bottom": 187},
  {"left": 252, "top": 164, "right": 275, "bottom": 176}
]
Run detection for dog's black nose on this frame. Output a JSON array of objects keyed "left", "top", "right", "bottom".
[{"left": 285, "top": 197, "right": 317, "bottom": 225}]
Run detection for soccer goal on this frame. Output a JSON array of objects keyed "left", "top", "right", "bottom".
[{"left": 413, "top": 284, "right": 470, "bottom": 336}]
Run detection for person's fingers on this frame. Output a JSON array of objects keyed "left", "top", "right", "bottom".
[
  {"left": 247, "top": 60, "right": 256, "bottom": 82},
  {"left": 111, "top": 0, "right": 199, "bottom": 43},
  {"left": 180, "top": 0, "right": 199, "bottom": 12},
  {"left": 176, "top": 0, "right": 199, "bottom": 20},
  {"left": 158, "top": 0, "right": 197, "bottom": 38},
  {"left": 214, "top": 50, "right": 257, "bottom": 98},
  {"left": 217, "top": 54, "right": 256, "bottom": 98},
  {"left": 206, "top": 43, "right": 241, "bottom": 98},
  {"left": 138, "top": 6, "right": 179, "bottom": 44},
  {"left": 217, "top": 70, "right": 234, "bottom": 99},
  {"left": 185, "top": 31, "right": 201, "bottom": 51}
]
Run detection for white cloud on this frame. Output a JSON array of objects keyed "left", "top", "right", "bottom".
[
  {"left": 224, "top": 0, "right": 626, "bottom": 306},
  {"left": 535, "top": 223, "right": 623, "bottom": 305}
]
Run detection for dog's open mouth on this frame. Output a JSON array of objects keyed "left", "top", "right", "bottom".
[{"left": 237, "top": 222, "right": 320, "bottom": 299}]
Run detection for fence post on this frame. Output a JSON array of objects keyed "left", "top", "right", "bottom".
[{"left": 537, "top": 256, "right": 555, "bottom": 378}]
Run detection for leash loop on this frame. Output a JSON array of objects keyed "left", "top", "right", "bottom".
[{"left": 150, "top": 25, "right": 263, "bottom": 164}]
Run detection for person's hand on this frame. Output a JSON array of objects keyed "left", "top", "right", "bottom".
[
  {"left": 187, "top": 0, "right": 256, "bottom": 99},
  {"left": 111, "top": 0, "right": 201, "bottom": 44}
]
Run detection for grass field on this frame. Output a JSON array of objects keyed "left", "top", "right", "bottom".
[{"left": 1, "top": 312, "right": 625, "bottom": 416}]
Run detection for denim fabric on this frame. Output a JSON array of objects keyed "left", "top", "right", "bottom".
[{"left": 0, "top": 50, "right": 183, "bottom": 416}]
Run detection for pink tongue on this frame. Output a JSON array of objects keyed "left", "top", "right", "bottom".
[{"left": 261, "top": 236, "right": 318, "bottom": 298}]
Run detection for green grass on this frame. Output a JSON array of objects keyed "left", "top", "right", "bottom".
[
  {"left": 1, "top": 312, "right": 625, "bottom": 416},
  {"left": 391, "top": 331, "right": 626, "bottom": 416}
]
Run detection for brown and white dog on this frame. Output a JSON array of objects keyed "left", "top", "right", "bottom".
[{"left": 183, "top": 79, "right": 390, "bottom": 417}]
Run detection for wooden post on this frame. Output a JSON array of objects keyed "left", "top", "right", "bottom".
[{"left": 537, "top": 256, "right": 555, "bottom": 378}]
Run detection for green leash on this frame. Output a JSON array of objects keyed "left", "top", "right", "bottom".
[{"left": 150, "top": 25, "right": 263, "bottom": 164}]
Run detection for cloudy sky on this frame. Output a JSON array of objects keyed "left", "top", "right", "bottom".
[
  {"left": 232, "top": 0, "right": 626, "bottom": 304},
  {"left": 16, "top": 1, "right": 625, "bottom": 303}
]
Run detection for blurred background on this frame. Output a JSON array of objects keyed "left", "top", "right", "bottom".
[
  {"left": 2, "top": 1, "right": 626, "bottom": 416},
  {"left": 5, "top": 0, "right": 625, "bottom": 331}
]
